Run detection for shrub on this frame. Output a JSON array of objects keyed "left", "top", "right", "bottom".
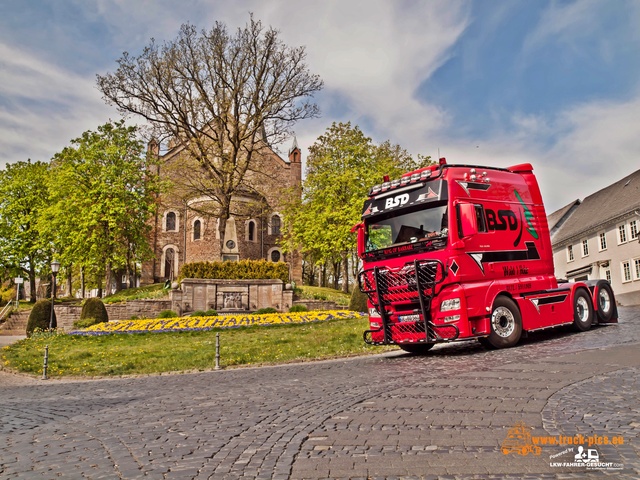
[
  {"left": 73, "top": 318, "right": 98, "bottom": 329},
  {"left": 26, "top": 300, "right": 56, "bottom": 337},
  {"left": 191, "top": 309, "right": 218, "bottom": 317},
  {"left": 157, "top": 310, "right": 178, "bottom": 318},
  {"left": 79, "top": 298, "right": 109, "bottom": 328},
  {"left": 349, "top": 286, "right": 368, "bottom": 313},
  {"left": 254, "top": 307, "right": 278, "bottom": 315},
  {"left": 179, "top": 259, "right": 289, "bottom": 283},
  {"left": 0, "top": 284, "right": 15, "bottom": 305},
  {"left": 289, "top": 304, "right": 308, "bottom": 313}
]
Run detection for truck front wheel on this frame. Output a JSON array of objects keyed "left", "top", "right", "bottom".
[{"left": 480, "top": 296, "right": 522, "bottom": 349}]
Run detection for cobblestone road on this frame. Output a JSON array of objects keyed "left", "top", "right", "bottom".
[{"left": 1, "top": 306, "right": 638, "bottom": 479}]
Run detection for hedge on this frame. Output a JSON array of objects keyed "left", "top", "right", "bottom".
[{"left": 179, "top": 260, "right": 289, "bottom": 283}]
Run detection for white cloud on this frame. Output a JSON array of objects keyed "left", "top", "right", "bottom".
[
  {"left": 541, "top": 95, "right": 640, "bottom": 207},
  {"left": 244, "top": 0, "right": 470, "bottom": 153},
  {"left": 0, "top": 42, "right": 116, "bottom": 165}
]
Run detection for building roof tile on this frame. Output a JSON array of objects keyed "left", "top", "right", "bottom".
[{"left": 550, "top": 168, "right": 640, "bottom": 245}]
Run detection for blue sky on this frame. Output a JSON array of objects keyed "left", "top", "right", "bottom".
[{"left": 1, "top": 0, "right": 638, "bottom": 211}]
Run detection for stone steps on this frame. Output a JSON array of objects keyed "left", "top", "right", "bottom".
[{"left": 0, "top": 311, "right": 30, "bottom": 336}]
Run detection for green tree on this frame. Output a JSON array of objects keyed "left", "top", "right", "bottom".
[
  {"left": 0, "top": 160, "right": 51, "bottom": 302},
  {"left": 41, "top": 120, "right": 160, "bottom": 296},
  {"left": 97, "top": 16, "right": 323, "bottom": 250},
  {"left": 283, "top": 122, "right": 431, "bottom": 292}
]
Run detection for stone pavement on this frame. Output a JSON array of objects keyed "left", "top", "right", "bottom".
[{"left": 0, "top": 306, "right": 638, "bottom": 479}]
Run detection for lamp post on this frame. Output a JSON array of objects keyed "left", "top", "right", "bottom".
[{"left": 49, "top": 260, "right": 60, "bottom": 330}]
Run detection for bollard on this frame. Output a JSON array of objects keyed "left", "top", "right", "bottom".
[
  {"left": 215, "top": 333, "right": 221, "bottom": 370},
  {"left": 42, "top": 345, "right": 49, "bottom": 380}
]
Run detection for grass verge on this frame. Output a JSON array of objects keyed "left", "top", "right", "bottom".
[
  {"left": 1, "top": 316, "right": 395, "bottom": 378},
  {"left": 296, "top": 286, "right": 351, "bottom": 306},
  {"left": 102, "top": 284, "right": 169, "bottom": 304}
]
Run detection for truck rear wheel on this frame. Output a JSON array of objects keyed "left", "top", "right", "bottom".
[
  {"left": 481, "top": 296, "right": 522, "bottom": 349},
  {"left": 572, "top": 289, "right": 593, "bottom": 331},
  {"left": 595, "top": 283, "right": 614, "bottom": 323},
  {"left": 399, "top": 343, "right": 435, "bottom": 354}
]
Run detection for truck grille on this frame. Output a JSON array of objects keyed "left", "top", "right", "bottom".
[{"left": 359, "top": 260, "right": 449, "bottom": 345}]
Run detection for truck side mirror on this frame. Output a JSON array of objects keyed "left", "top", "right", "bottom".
[
  {"left": 458, "top": 203, "right": 478, "bottom": 238},
  {"left": 351, "top": 222, "right": 365, "bottom": 256}
]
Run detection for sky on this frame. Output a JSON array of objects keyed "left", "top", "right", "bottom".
[{"left": 1, "top": 0, "right": 639, "bottom": 212}]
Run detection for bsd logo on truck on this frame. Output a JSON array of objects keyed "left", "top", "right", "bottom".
[
  {"left": 385, "top": 193, "right": 410, "bottom": 210},
  {"left": 485, "top": 209, "right": 518, "bottom": 231}
]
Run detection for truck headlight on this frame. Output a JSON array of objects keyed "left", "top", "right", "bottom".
[{"left": 441, "top": 298, "right": 461, "bottom": 311}]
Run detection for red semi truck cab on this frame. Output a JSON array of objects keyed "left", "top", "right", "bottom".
[{"left": 354, "top": 159, "right": 617, "bottom": 352}]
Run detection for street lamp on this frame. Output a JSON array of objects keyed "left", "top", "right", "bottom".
[{"left": 49, "top": 260, "right": 60, "bottom": 330}]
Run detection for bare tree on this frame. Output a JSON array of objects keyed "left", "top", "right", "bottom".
[{"left": 97, "top": 15, "right": 323, "bottom": 245}]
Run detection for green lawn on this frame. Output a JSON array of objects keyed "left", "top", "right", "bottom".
[
  {"left": 296, "top": 285, "right": 351, "bottom": 306},
  {"left": 1, "top": 316, "right": 395, "bottom": 378},
  {"left": 102, "top": 283, "right": 169, "bottom": 304}
]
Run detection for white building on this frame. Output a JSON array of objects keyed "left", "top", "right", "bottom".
[{"left": 549, "top": 169, "right": 640, "bottom": 306}]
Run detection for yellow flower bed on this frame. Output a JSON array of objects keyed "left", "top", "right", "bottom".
[{"left": 71, "top": 310, "right": 364, "bottom": 336}]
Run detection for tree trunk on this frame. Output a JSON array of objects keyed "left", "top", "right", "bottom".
[
  {"left": 66, "top": 265, "right": 72, "bottom": 298},
  {"left": 332, "top": 260, "right": 341, "bottom": 290},
  {"left": 341, "top": 252, "right": 349, "bottom": 294},
  {"left": 81, "top": 266, "right": 86, "bottom": 299},
  {"left": 97, "top": 273, "right": 103, "bottom": 298},
  {"left": 218, "top": 200, "right": 231, "bottom": 259},
  {"left": 27, "top": 263, "right": 37, "bottom": 303}
]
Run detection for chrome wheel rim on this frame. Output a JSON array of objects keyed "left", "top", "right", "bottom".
[
  {"left": 598, "top": 289, "right": 611, "bottom": 314},
  {"left": 576, "top": 296, "right": 589, "bottom": 323},
  {"left": 492, "top": 306, "right": 515, "bottom": 337}
]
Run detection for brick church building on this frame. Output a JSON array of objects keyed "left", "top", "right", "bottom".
[{"left": 140, "top": 138, "right": 303, "bottom": 286}]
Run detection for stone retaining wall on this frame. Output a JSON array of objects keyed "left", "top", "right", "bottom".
[{"left": 54, "top": 299, "right": 173, "bottom": 331}]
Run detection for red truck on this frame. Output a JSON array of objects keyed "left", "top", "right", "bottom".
[{"left": 354, "top": 158, "right": 617, "bottom": 353}]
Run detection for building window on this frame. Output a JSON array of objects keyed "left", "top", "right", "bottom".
[
  {"left": 271, "top": 214, "right": 281, "bottom": 236},
  {"left": 605, "top": 269, "right": 611, "bottom": 283},
  {"left": 618, "top": 224, "right": 627, "bottom": 244},
  {"left": 599, "top": 232, "right": 607, "bottom": 251},
  {"left": 631, "top": 220, "right": 639, "bottom": 240},
  {"left": 247, "top": 220, "right": 256, "bottom": 242},
  {"left": 567, "top": 245, "right": 574, "bottom": 262},
  {"left": 193, "top": 219, "right": 201, "bottom": 241},
  {"left": 581, "top": 239, "right": 589, "bottom": 257},
  {"left": 268, "top": 248, "right": 282, "bottom": 262},
  {"left": 634, "top": 258, "right": 640, "bottom": 281},
  {"left": 622, "top": 260, "right": 632, "bottom": 283},
  {"left": 165, "top": 211, "right": 177, "bottom": 231}
]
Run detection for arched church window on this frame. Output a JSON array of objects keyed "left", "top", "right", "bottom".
[
  {"left": 166, "top": 212, "right": 176, "bottom": 231},
  {"left": 248, "top": 220, "right": 256, "bottom": 242},
  {"left": 193, "top": 219, "right": 201, "bottom": 240}
]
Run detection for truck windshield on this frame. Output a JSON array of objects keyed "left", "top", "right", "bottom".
[{"left": 365, "top": 203, "right": 448, "bottom": 253}]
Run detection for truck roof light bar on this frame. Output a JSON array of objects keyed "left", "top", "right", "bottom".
[{"left": 369, "top": 163, "right": 442, "bottom": 197}]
